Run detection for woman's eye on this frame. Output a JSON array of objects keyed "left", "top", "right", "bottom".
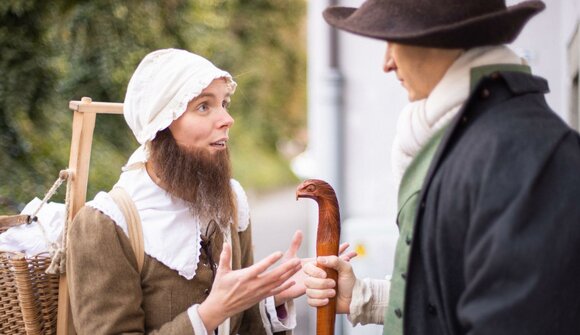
[
  {"left": 196, "top": 103, "right": 209, "bottom": 113},
  {"left": 222, "top": 100, "right": 231, "bottom": 109}
]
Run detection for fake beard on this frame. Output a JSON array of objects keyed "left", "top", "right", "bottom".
[{"left": 148, "top": 128, "right": 235, "bottom": 231}]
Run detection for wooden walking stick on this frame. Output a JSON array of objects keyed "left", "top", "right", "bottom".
[{"left": 296, "top": 179, "right": 341, "bottom": 335}]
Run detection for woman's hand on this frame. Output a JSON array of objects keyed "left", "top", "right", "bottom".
[
  {"left": 198, "top": 243, "right": 301, "bottom": 332},
  {"left": 273, "top": 231, "right": 305, "bottom": 306},
  {"left": 303, "top": 255, "right": 357, "bottom": 314}
]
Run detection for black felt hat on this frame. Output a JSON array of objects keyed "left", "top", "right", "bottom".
[{"left": 323, "top": 0, "right": 545, "bottom": 48}]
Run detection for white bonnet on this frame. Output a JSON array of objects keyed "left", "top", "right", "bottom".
[{"left": 123, "top": 48, "right": 236, "bottom": 168}]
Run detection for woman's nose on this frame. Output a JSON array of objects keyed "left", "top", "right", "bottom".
[{"left": 218, "top": 110, "right": 234, "bottom": 128}]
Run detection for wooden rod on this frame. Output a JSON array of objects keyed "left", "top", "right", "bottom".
[
  {"left": 58, "top": 97, "right": 125, "bottom": 334},
  {"left": 57, "top": 103, "right": 98, "bottom": 335},
  {"left": 68, "top": 97, "right": 124, "bottom": 114}
]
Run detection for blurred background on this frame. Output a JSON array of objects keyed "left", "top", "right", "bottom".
[
  {"left": 2, "top": 0, "right": 580, "bottom": 334},
  {"left": 0, "top": 0, "right": 307, "bottom": 212}
]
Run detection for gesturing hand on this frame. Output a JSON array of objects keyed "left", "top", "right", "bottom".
[
  {"left": 198, "top": 243, "right": 301, "bottom": 333},
  {"left": 273, "top": 231, "right": 305, "bottom": 306}
]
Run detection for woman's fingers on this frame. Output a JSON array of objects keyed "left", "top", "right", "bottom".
[
  {"left": 245, "top": 251, "right": 285, "bottom": 277},
  {"left": 260, "top": 262, "right": 302, "bottom": 298},
  {"left": 284, "top": 230, "right": 303, "bottom": 259},
  {"left": 257, "top": 257, "right": 300, "bottom": 280},
  {"left": 260, "top": 261, "right": 301, "bottom": 288},
  {"left": 217, "top": 243, "right": 232, "bottom": 274},
  {"left": 270, "top": 279, "right": 296, "bottom": 296}
]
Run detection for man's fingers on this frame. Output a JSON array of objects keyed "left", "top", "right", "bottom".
[
  {"left": 303, "top": 261, "right": 327, "bottom": 278},
  {"left": 338, "top": 242, "right": 350, "bottom": 255},
  {"left": 306, "top": 288, "right": 336, "bottom": 300},
  {"left": 340, "top": 251, "right": 358, "bottom": 262},
  {"left": 304, "top": 276, "right": 335, "bottom": 290},
  {"left": 317, "top": 255, "right": 352, "bottom": 273},
  {"left": 316, "top": 255, "right": 341, "bottom": 270},
  {"left": 307, "top": 297, "right": 330, "bottom": 308},
  {"left": 284, "top": 230, "right": 303, "bottom": 259}
]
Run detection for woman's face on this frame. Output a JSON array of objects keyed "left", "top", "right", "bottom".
[
  {"left": 383, "top": 43, "right": 463, "bottom": 101},
  {"left": 168, "top": 78, "right": 234, "bottom": 154}
]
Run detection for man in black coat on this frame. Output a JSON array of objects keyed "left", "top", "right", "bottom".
[{"left": 303, "top": 1, "right": 580, "bottom": 334}]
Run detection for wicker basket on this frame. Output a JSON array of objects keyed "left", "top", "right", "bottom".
[{"left": 0, "top": 215, "right": 60, "bottom": 335}]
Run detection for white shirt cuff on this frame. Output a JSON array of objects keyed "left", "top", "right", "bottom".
[
  {"left": 187, "top": 304, "right": 209, "bottom": 335},
  {"left": 265, "top": 296, "right": 296, "bottom": 331},
  {"left": 348, "top": 278, "right": 390, "bottom": 326}
]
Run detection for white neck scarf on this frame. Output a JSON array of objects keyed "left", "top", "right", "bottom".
[{"left": 391, "top": 45, "right": 524, "bottom": 185}]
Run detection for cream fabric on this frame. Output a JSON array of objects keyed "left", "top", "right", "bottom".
[
  {"left": 0, "top": 198, "right": 65, "bottom": 256},
  {"left": 123, "top": 48, "right": 236, "bottom": 169},
  {"left": 391, "top": 45, "right": 523, "bottom": 185},
  {"left": 348, "top": 278, "right": 390, "bottom": 326}
]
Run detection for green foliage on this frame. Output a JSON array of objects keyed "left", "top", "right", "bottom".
[{"left": 0, "top": 0, "right": 306, "bottom": 214}]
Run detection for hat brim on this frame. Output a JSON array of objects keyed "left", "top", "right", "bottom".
[{"left": 323, "top": 1, "right": 545, "bottom": 48}]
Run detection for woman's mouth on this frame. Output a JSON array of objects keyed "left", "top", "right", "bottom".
[{"left": 210, "top": 139, "right": 228, "bottom": 149}]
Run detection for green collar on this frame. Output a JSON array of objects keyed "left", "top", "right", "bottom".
[{"left": 470, "top": 64, "right": 531, "bottom": 92}]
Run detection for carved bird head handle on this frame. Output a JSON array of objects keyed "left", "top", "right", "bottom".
[{"left": 296, "top": 179, "right": 337, "bottom": 204}]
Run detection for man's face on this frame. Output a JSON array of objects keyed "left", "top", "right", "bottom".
[
  {"left": 383, "top": 43, "right": 462, "bottom": 101},
  {"left": 169, "top": 78, "right": 234, "bottom": 154}
]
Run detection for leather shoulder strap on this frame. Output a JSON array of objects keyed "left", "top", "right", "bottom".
[{"left": 108, "top": 187, "right": 144, "bottom": 273}]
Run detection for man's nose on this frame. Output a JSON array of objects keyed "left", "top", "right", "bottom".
[
  {"left": 383, "top": 44, "right": 395, "bottom": 73},
  {"left": 383, "top": 55, "right": 395, "bottom": 73}
]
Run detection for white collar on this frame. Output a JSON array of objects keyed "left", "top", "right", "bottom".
[{"left": 86, "top": 168, "right": 250, "bottom": 280}]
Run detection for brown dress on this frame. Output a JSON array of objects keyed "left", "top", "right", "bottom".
[{"left": 67, "top": 206, "right": 280, "bottom": 334}]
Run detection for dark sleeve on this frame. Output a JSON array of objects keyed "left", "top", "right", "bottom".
[
  {"left": 457, "top": 131, "right": 580, "bottom": 335},
  {"left": 67, "top": 206, "right": 195, "bottom": 335}
]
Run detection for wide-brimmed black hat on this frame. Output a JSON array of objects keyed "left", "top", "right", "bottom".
[{"left": 323, "top": 0, "right": 545, "bottom": 48}]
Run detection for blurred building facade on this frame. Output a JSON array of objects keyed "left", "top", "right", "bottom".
[{"left": 303, "top": 0, "right": 580, "bottom": 334}]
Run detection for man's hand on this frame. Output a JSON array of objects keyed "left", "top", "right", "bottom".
[
  {"left": 198, "top": 243, "right": 301, "bottom": 333},
  {"left": 303, "top": 255, "right": 357, "bottom": 314},
  {"left": 274, "top": 230, "right": 358, "bottom": 307}
]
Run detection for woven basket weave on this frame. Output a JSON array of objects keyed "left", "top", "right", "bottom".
[{"left": 0, "top": 215, "right": 60, "bottom": 335}]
